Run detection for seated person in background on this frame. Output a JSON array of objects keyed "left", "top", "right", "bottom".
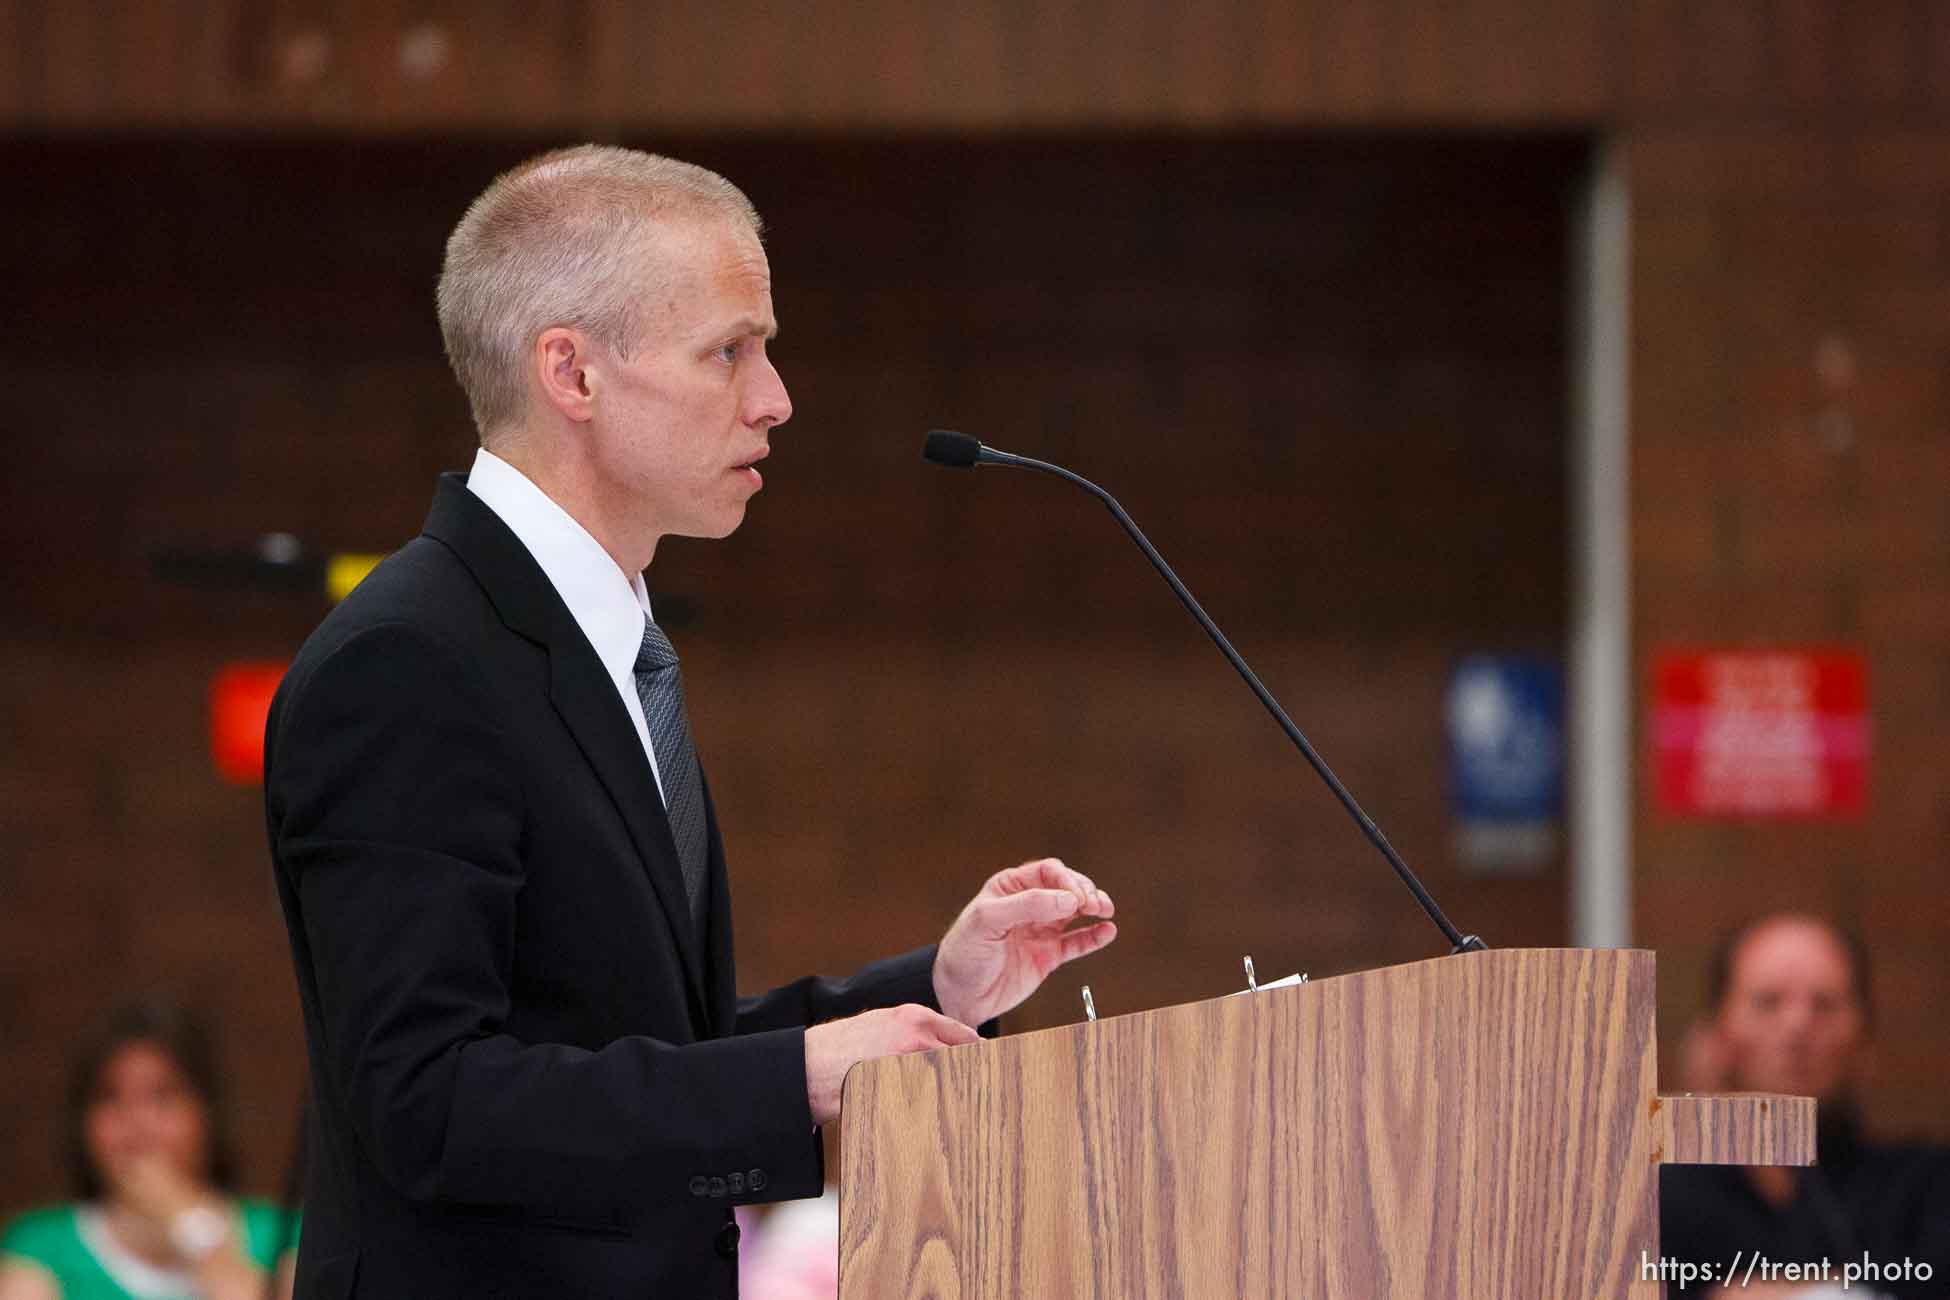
[
  {"left": 1660, "top": 913, "right": 1950, "bottom": 1300},
  {"left": 0, "top": 999, "right": 297, "bottom": 1300}
]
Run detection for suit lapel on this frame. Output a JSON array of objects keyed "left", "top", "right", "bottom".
[
  {"left": 544, "top": 647, "right": 710, "bottom": 1017},
  {"left": 699, "top": 771, "right": 736, "bottom": 1037},
  {"left": 421, "top": 474, "right": 710, "bottom": 1026}
]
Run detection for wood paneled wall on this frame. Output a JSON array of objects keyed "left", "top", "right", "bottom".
[
  {"left": 0, "top": 1, "right": 1609, "bottom": 130},
  {"left": 7, "top": 1, "right": 1943, "bottom": 131},
  {"left": 11, "top": 0, "right": 1944, "bottom": 132}
]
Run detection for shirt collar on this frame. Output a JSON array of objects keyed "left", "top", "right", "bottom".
[{"left": 465, "top": 447, "right": 653, "bottom": 679}]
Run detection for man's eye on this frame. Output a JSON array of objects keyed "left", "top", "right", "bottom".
[{"left": 715, "top": 341, "right": 740, "bottom": 363}]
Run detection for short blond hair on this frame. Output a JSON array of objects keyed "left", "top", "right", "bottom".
[{"left": 436, "top": 144, "right": 761, "bottom": 440}]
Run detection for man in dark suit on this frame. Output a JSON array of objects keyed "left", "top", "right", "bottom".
[{"left": 264, "top": 145, "right": 1118, "bottom": 1298}]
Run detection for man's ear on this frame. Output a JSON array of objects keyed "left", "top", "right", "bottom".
[{"left": 534, "top": 327, "right": 596, "bottom": 424}]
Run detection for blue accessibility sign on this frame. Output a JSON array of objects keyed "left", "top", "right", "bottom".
[{"left": 1447, "top": 655, "right": 1563, "bottom": 869}]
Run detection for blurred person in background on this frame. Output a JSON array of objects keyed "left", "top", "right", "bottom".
[
  {"left": 1660, "top": 914, "right": 1950, "bottom": 1299},
  {"left": 0, "top": 999, "right": 297, "bottom": 1300}
]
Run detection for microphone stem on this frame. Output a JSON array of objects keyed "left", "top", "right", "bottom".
[{"left": 989, "top": 449, "right": 1484, "bottom": 956}]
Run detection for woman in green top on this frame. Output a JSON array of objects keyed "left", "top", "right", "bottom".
[{"left": 0, "top": 1000, "right": 297, "bottom": 1300}]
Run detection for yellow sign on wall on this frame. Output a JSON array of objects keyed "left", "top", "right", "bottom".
[{"left": 326, "top": 553, "right": 383, "bottom": 603}]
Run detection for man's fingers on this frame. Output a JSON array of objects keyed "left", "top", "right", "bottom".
[
  {"left": 1026, "top": 856, "right": 1095, "bottom": 895},
  {"left": 991, "top": 858, "right": 1112, "bottom": 917},
  {"left": 995, "top": 857, "right": 1086, "bottom": 893},
  {"left": 989, "top": 857, "right": 1061, "bottom": 893},
  {"left": 977, "top": 888, "right": 1083, "bottom": 937},
  {"left": 1032, "top": 857, "right": 1092, "bottom": 890},
  {"left": 894, "top": 1003, "right": 979, "bottom": 1049},
  {"left": 1056, "top": 920, "right": 1117, "bottom": 965},
  {"left": 927, "top": 1011, "right": 981, "bottom": 1047},
  {"left": 1023, "top": 858, "right": 1112, "bottom": 916}
]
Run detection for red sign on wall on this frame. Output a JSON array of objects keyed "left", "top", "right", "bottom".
[
  {"left": 1652, "top": 648, "right": 1869, "bottom": 818},
  {"left": 211, "top": 661, "right": 288, "bottom": 785}
]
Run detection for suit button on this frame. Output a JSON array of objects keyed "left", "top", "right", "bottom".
[
  {"left": 714, "top": 1220, "right": 741, "bottom": 1258},
  {"left": 748, "top": 1168, "right": 766, "bottom": 1192},
  {"left": 708, "top": 1176, "right": 727, "bottom": 1198},
  {"left": 689, "top": 1176, "right": 708, "bottom": 1198},
  {"left": 727, "top": 1172, "right": 745, "bottom": 1195}
]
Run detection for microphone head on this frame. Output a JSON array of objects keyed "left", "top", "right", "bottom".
[{"left": 923, "top": 429, "right": 982, "bottom": 469}]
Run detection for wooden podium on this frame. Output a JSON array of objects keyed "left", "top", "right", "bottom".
[{"left": 838, "top": 948, "right": 1813, "bottom": 1298}]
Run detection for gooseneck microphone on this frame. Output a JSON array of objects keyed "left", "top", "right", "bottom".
[{"left": 922, "top": 428, "right": 1486, "bottom": 956}]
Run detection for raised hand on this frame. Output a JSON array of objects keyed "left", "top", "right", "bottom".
[{"left": 932, "top": 858, "right": 1117, "bottom": 1029}]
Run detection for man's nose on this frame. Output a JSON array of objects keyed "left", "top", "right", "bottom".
[
  {"left": 749, "top": 358, "right": 792, "bottom": 430},
  {"left": 1778, "top": 997, "right": 1818, "bottom": 1037}
]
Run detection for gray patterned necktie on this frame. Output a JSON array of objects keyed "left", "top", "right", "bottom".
[{"left": 633, "top": 617, "right": 709, "bottom": 932}]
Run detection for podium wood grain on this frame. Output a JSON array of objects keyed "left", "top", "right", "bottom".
[
  {"left": 1654, "top": 1091, "right": 1816, "bottom": 1166},
  {"left": 838, "top": 947, "right": 1811, "bottom": 1299}
]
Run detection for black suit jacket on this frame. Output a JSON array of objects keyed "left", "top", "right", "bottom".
[{"left": 265, "top": 475, "right": 941, "bottom": 1298}]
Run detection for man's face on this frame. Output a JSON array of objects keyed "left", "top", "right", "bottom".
[
  {"left": 590, "top": 218, "right": 791, "bottom": 543},
  {"left": 1716, "top": 918, "right": 1867, "bottom": 1100}
]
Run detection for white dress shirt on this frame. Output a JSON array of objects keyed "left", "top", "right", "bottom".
[{"left": 466, "top": 447, "right": 668, "bottom": 805}]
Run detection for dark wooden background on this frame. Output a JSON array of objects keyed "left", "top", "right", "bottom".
[{"left": 3, "top": 0, "right": 1947, "bottom": 1210}]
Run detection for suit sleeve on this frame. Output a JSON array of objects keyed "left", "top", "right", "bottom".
[
  {"left": 267, "top": 621, "right": 822, "bottom": 1222},
  {"left": 733, "top": 946, "right": 943, "bottom": 1035},
  {"left": 735, "top": 947, "right": 1002, "bottom": 1042}
]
